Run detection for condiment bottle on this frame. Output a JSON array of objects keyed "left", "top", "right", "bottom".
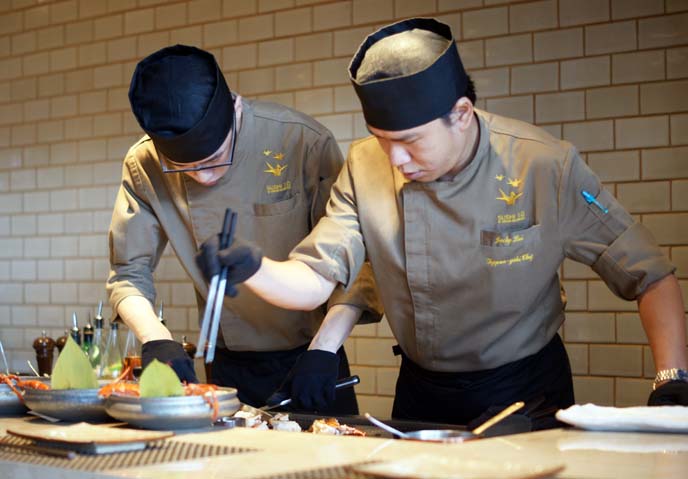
[
  {"left": 89, "top": 301, "right": 105, "bottom": 375},
  {"left": 32, "top": 331, "right": 55, "bottom": 376},
  {"left": 55, "top": 329, "right": 69, "bottom": 353},
  {"left": 82, "top": 314, "right": 94, "bottom": 355},
  {"left": 182, "top": 335, "right": 197, "bottom": 359},
  {"left": 70, "top": 312, "right": 81, "bottom": 345},
  {"left": 157, "top": 301, "right": 165, "bottom": 326},
  {"left": 123, "top": 328, "right": 142, "bottom": 378},
  {"left": 101, "top": 321, "right": 123, "bottom": 379}
]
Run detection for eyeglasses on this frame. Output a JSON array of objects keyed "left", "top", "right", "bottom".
[{"left": 159, "top": 111, "right": 237, "bottom": 174}]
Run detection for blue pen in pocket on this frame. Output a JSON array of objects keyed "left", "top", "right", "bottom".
[{"left": 581, "top": 190, "right": 608, "bottom": 214}]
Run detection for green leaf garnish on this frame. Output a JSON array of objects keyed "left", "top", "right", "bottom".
[
  {"left": 51, "top": 336, "right": 99, "bottom": 390},
  {"left": 139, "top": 359, "right": 184, "bottom": 398}
]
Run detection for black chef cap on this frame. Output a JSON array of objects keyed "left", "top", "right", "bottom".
[
  {"left": 129, "top": 44, "right": 233, "bottom": 164},
  {"left": 349, "top": 18, "right": 467, "bottom": 131}
]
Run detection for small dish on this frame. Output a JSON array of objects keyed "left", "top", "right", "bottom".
[
  {"left": 7, "top": 422, "right": 173, "bottom": 455},
  {"left": 105, "top": 387, "right": 241, "bottom": 430}
]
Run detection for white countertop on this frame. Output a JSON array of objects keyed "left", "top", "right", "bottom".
[{"left": 1, "top": 416, "right": 687, "bottom": 479}]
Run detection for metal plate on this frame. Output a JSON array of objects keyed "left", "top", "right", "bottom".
[
  {"left": 23, "top": 386, "right": 109, "bottom": 422},
  {"left": 105, "top": 387, "right": 240, "bottom": 430},
  {"left": 0, "top": 384, "right": 27, "bottom": 416}
]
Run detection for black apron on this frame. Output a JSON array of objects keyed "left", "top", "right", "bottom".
[
  {"left": 210, "top": 344, "right": 358, "bottom": 415},
  {"left": 391, "top": 334, "right": 574, "bottom": 430}
]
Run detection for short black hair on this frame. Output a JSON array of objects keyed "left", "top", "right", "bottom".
[{"left": 441, "top": 74, "right": 477, "bottom": 125}]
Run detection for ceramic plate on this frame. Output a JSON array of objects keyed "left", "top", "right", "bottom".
[
  {"left": 555, "top": 404, "right": 688, "bottom": 433},
  {"left": 7, "top": 422, "right": 173, "bottom": 454},
  {"left": 353, "top": 454, "right": 565, "bottom": 479}
]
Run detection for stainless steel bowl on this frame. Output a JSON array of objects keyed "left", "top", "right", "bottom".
[
  {"left": 402, "top": 429, "right": 478, "bottom": 443},
  {"left": 23, "top": 386, "right": 109, "bottom": 422},
  {"left": 105, "top": 387, "right": 240, "bottom": 430},
  {"left": 0, "top": 383, "right": 27, "bottom": 416}
]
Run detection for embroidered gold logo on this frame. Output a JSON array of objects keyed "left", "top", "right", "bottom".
[
  {"left": 264, "top": 162, "right": 288, "bottom": 177},
  {"left": 486, "top": 253, "right": 534, "bottom": 267},
  {"left": 507, "top": 178, "right": 522, "bottom": 188},
  {"left": 263, "top": 149, "right": 272, "bottom": 156},
  {"left": 496, "top": 188, "right": 523, "bottom": 206},
  {"left": 495, "top": 174, "right": 504, "bottom": 181},
  {"left": 497, "top": 211, "right": 526, "bottom": 224},
  {"left": 494, "top": 234, "right": 524, "bottom": 246},
  {"left": 273, "top": 152, "right": 284, "bottom": 160},
  {"left": 266, "top": 181, "right": 292, "bottom": 194}
]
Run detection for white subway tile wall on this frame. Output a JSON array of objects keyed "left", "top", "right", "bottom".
[{"left": 0, "top": 0, "right": 686, "bottom": 414}]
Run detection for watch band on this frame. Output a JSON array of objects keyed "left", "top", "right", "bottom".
[{"left": 652, "top": 368, "right": 688, "bottom": 390}]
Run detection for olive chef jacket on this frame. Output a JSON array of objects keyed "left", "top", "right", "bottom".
[
  {"left": 290, "top": 109, "right": 674, "bottom": 372},
  {"left": 108, "top": 98, "right": 381, "bottom": 351}
]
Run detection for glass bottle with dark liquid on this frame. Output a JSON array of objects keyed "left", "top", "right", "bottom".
[{"left": 123, "top": 329, "right": 142, "bottom": 378}]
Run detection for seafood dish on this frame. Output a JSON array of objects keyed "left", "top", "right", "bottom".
[
  {"left": 308, "top": 417, "right": 366, "bottom": 436},
  {"left": 269, "top": 412, "right": 302, "bottom": 432}
]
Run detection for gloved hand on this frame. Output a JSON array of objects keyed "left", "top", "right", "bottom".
[
  {"left": 267, "top": 350, "right": 339, "bottom": 411},
  {"left": 195, "top": 234, "right": 263, "bottom": 297},
  {"left": 648, "top": 380, "right": 688, "bottom": 406},
  {"left": 142, "top": 339, "right": 198, "bottom": 383}
]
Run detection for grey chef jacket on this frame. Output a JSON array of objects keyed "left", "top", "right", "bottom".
[
  {"left": 108, "top": 98, "right": 381, "bottom": 351},
  {"left": 290, "top": 109, "right": 674, "bottom": 372}
]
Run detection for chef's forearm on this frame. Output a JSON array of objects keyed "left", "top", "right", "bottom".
[
  {"left": 117, "top": 296, "right": 172, "bottom": 343},
  {"left": 309, "top": 304, "right": 361, "bottom": 353},
  {"left": 246, "top": 257, "right": 336, "bottom": 310},
  {"left": 638, "top": 274, "right": 688, "bottom": 372}
]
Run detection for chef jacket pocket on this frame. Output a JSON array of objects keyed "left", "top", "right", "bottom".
[
  {"left": 479, "top": 224, "right": 542, "bottom": 269},
  {"left": 252, "top": 193, "right": 299, "bottom": 216},
  {"left": 480, "top": 224, "right": 541, "bottom": 249}
]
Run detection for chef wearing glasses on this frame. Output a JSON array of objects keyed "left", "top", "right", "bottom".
[{"left": 107, "top": 45, "right": 381, "bottom": 413}]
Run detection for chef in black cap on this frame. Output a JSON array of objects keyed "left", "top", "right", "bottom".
[
  {"left": 107, "top": 44, "right": 382, "bottom": 413},
  {"left": 196, "top": 18, "right": 688, "bottom": 426}
]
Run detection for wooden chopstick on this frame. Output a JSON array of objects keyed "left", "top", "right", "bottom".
[{"left": 0, "top": 440, "right": 77, "bottom": 460}]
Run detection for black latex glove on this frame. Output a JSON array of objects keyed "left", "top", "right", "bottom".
[
  {"left": 648, "top": 380, "right": 688, "bottom": 406},
  {"left": 266, "top": 349, "right": 339, "bottom": 411},
  {"left": 195, "top": 234, "right": 263, "bottom": 297},
  {"left": 142, "top": 339, "right": 198, "bottom": 383}
]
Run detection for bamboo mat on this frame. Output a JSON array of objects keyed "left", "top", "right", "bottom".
[{"left": 0, "top": 435, "right": 254, "bottom": 471}]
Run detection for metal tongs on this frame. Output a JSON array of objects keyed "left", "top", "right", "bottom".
[{"left": 196, "top": 209, "right": 238, "bottom": 364}]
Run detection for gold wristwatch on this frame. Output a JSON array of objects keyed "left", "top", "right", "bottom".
[{"left": 652, "top": 368, "right": 688, "bottom": 390}]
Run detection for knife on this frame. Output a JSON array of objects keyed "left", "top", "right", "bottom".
[{"left": 260, "top": 375, "right": 360, "bottom": 413}]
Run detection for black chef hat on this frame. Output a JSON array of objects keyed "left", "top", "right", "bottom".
[
  {"left": 349, "top": 18, "right": 467, "bottom": 131},
  {"left": 129, "top": 45, "right": 233, "bottom": 164}
]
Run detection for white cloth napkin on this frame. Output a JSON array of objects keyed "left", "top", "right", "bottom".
[{"left": 556, "top": 403, "right": 688, "bottom": 433}]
